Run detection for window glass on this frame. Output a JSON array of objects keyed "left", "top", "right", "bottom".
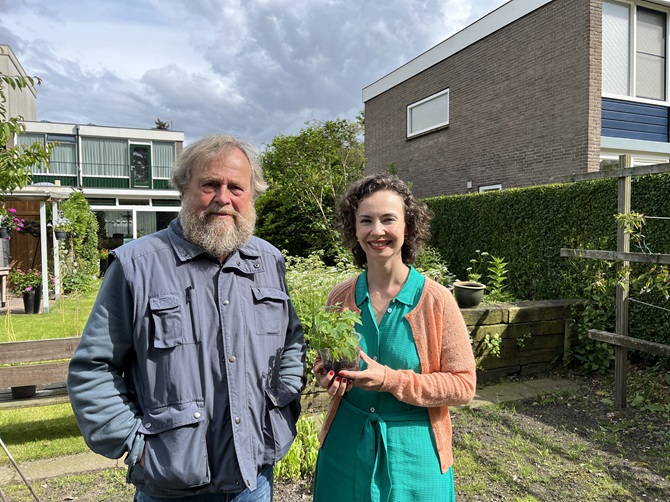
[
  {"left": 636, "top": 7, "right": 666, "bottom": 100},
  {"left": 479, "top": 184, "right": 502, "bottom": 192},
  {"left": 50, "top": 142, "right": 77, "bottom": 175},
  {"left": 153, "top": 142, "right": 176, "bottom": 179},
  {"left": 603, "top": 1, "right": 630, "bottom": 95},
  {"left": 16, "top": 133, "right": 47, "bottom": 172},
  {"left": 81, "top": 138, "right": 128, "bottom": 177},
  {"left": 407, "top": 89, "right": 449, "bottom": 137}
]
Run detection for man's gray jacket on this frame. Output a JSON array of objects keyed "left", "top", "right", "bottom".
[{"left": 67, "top": 219, "right": 306, "bottom": 497}]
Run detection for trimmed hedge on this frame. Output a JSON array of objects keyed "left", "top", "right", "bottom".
[{"left": 425, "top": 173, "right": 670, "bottom": 347}]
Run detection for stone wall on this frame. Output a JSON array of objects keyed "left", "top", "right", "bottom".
[
  {"left": 301, "top": 299, "right": 581, "bottom": 413},
  {"left": 462, "top": 299, "right": 579, "bottom": 383}
]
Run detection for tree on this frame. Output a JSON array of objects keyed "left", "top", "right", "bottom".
[
  {"left": 0, "top": 72, "right": 53, "bottom": 199},
  {"left": 257, "top": 116, "right": 365, "bottom": 260},
  {"left": 154, "top": 118, "right": 170, "bottom": 130}
]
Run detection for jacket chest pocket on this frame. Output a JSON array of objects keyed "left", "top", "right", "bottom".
[
  {"left": 251, "top": 287, "right": 289, "bottom": 336},
  {"left": 150, "top": 293, "right": 199, "bottom": 348}
]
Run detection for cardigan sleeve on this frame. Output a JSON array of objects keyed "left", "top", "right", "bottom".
[{"left": 379, "top": 281, "right": 476, "bottom": 407}]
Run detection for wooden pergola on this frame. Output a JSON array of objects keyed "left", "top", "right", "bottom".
[{"left": 558, "top": 157, "right": 670, "bottom": 408}]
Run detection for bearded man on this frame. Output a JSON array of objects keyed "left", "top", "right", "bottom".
[{"left": 67, "top": 135, "right": 306, "bottom": 502}]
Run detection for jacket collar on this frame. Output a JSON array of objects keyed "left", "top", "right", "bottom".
[{"left": 167, "top": 218, "right": 263, "bottom": 273}]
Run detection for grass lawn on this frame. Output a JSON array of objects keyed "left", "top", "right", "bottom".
[{"left": 0, "top": 282, "right": 100, "bottom": 342}]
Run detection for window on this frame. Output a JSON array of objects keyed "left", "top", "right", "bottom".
[
  {"left": 603, "top": 1, "right": 667, "bottom": 101},
  {"left": 600, "top": 153, "right": 668, "bottom": 170},
  {"left": 479, "top": 184, "right": 502, "bottom": 192},
  {"left": 153, "top": 142, "right": 176, "bottom": 179},
  {"left": 407, "top": 89, "right": 449, "bottom": 137},
  {"left": 47, "top": 134, "right": 77, "bottom": 175},
  {"left": 81, "top": 138, "right": 129, "bottom": 177}
]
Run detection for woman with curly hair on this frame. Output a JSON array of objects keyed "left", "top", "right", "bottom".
[{"left": 312, "top": 173, "right": 476, "bottom": 501}]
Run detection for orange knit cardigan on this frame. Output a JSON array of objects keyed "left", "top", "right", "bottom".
[{"left": 318, "top": 275, "right": 477, "bottom": 473}]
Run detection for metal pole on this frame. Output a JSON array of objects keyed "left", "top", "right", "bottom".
[{"left": 0, "top": 435, "right": 41, "bottom": 501}]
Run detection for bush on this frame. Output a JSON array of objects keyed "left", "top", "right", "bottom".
[
  {"left": 59, "top": 192, "right": 99, "bottom": 278},
  {"left": 62, "top": 271, "right": 97, "bottom": 294},
  {"left": 426, "top": 173, "right": 670, "bottom": 361}
]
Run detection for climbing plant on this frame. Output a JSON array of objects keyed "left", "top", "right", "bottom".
[{"left": 58, "top": 192, "right": 99, "bottom": 292}]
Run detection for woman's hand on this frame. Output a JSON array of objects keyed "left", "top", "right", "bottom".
[
  {"left": 313, "top": 354, "right": 353, "bottom": 396},
  {"left": 338, "top": 350, "right": 384, "bottom": 392}
]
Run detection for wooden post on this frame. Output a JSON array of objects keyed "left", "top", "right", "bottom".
[{"left": 615, "top": 154, "right": 631, "bottom": 408}]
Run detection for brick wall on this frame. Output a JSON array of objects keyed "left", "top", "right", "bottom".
[{"left": 364, "top": 0, "right": 602, "bottom": 198}]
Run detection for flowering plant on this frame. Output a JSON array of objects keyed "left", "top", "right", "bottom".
[
  {"left": 54, "top": 213, "right": 72, "bottom": 232},
  {"left": 99, "top": 248, "right": 109, "bottom": 260},
  {"left": 9, "top": 268, "right": 43, "bottom": 297},
  {"left": 0, "top": 207, "right": 25, "bottom": 233}
]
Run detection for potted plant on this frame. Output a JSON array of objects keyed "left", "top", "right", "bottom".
[
  {"left": 53, "top": 213, "right": 72, "bottom": 240},
  {"left": 9, "top": 268, "right": 43, "bottom": 314},
  {"left": 0, "top": 207, "right": 25, "bottom": 239},
  {"left": 99, "top": 248, "right": 109, "bottom": 277},
  {"left": 453, "top": 280, "right": 486, "bottom": 308},
  {"left": 310, "top": 305, "right": 362, "bottom": 374},
  {"left": 453, "top": 250, "right": 487, "bottom": 308}
]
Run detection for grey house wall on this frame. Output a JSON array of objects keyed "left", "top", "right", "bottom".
[{"left": 364, "top": 0, "right": 603, "bottom": 198}]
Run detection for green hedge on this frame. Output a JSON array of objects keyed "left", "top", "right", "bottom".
[{"left": 426, "top": 173, "right": 670, "bottom": 348}]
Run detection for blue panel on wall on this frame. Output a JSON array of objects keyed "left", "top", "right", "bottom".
[{"left": 601, "top": 98, "right": 669, "bottom": 142}]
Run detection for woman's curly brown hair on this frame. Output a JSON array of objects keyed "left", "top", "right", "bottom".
[{"left": 338, "top": 173, "right": 432, "bottom": 267}]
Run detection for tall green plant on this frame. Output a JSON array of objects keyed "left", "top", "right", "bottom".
[
  {"left": 0, "top": 70, "right": 53, "bottom": 197},
  {"left": 414, "top": 245, "right": 456, "bottom": 287},
  {"left": 59, "top": 192, "right": 99, "bottom": 289},
  {"left": 258, "top": 117, "right": 365, "bottom": 261},
  {"left": 463, "top": 250, "right": 514, "bottom": 302}
]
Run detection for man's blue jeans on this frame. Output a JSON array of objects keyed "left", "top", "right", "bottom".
[{"left": 133, "top": 465, "right": 273, "bottom": 502}]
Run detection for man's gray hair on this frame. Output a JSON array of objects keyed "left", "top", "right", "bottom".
[{"left": 171, "top": 134, "right": 268, "bottom": 200}]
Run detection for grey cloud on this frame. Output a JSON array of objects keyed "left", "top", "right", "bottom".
[{"left": 3, "top": 0, "right": 505, "bottom": 146}]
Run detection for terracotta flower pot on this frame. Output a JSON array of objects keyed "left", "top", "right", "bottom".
[{"left": 453, "top": 281, "right": 486, "bottom": 308}]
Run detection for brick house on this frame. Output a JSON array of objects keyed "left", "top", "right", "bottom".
[{"left": 363, "top": 0, "right": 670, "bottom": 197}]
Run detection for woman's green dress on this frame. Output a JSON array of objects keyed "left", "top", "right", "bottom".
[{"left": 313, "top": 267, "right": 456, "bottom": 502}]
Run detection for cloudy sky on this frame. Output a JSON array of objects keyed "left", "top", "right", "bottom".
[{"left": 2, "top": 0, "right": 508, "bottom": 148}]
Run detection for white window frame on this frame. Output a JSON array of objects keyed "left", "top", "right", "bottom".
[
  {"left": 600, "top": 151, "right": 669, "bottom": 167},
  {"left": 479, "top": 184, "right": 502, "bottom": 192},
  {"left": 602, "top": 0, "right": 670, "bottom": 105},
  {"left": 407, "top": 88, "right": 449, "bottom": 138}
]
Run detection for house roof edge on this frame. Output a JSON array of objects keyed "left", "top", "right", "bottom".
[{"left": 361, "top": 0, "right": 553, "bottom": 103}]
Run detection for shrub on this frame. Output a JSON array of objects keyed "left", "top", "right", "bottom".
[
  {"left": 426, "top": 173, "right": 670, "bottom": 365},
  {"left": 414, "top": 245, "right": 456, "bottom": 287},
  {"left": 62, "top": 271, "right": 97, "bottom": 294}
]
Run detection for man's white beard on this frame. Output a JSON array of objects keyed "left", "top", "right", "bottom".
[{"left": 181, "top": 200, "right": 256, "bottom": 259}]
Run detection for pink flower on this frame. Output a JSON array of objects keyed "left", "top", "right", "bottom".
[{"left": 8, "top": 208, "right": 16, "bottom": 214}]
